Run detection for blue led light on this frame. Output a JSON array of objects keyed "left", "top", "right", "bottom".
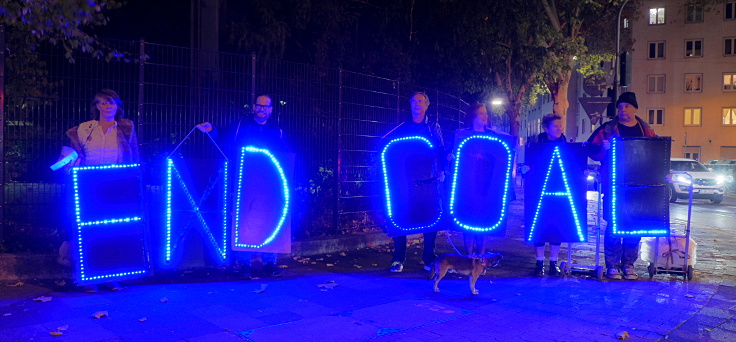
[
  {"left": 164, "top": 158, "right": 229, "bottom": 264},
  {"left": 526, "top": 146, "right": 586, "bottom": 242},
  {"left": 233, "top": 146, "right": 290, "bottom": 248},
  {"left": 448, "top": 135, "right": 512, "bottom": 232},
  {"left": 610, "top": 139, "right": 668, "bottom": 236},
  {"left": 71, "top": 163, "right": 148, "bottom": 283},
  {"left": 380, "top": 136, "right": 443, "bottom": 231}
]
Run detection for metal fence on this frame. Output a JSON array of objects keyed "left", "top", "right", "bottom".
[{"left": 0, "top": 37, "right": 468, "bottom": 253}]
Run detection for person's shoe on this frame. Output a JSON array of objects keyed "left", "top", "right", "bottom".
[
  {"left": 549, "top": 261, "right": 560, "bottom": 276},
  {"left": 389, "top": 262, "right": 403, "bottom": 273},
  {"left": 606, "top": 268, "right": 623, "bottom": 280},
  {"left": 263, "top": 262, "right": 284, "bottom": 278},
  {"left": 83, "top": 284, "right": 98, "bottom": 293},
  {"left": 622, "top": 266, "right": 639, "bottom": 280},
  {"left": 534, "top": 260, "right": 545, "bottom": 276}
]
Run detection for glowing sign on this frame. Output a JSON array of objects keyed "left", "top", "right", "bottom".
[
  {"left": 163, "top": 158, "right": 229, "bottom": 267},
  {"left": 381, "top": 136, "right": 443, "bottom": 235},
  {"left": 525, "top": 145, "right": 586, "bottom": 243},
  {"left": 448, "top": 134, "right": 513, "bottom": 234},
  {"left": 232, "top": 146, "right": 292, "bottom": 252},
  {"left": 71, "top": 164, "right": 149, "bottom": 284},
  {"left": 609, "top": 137, "right": 670, "bottom": 237}
]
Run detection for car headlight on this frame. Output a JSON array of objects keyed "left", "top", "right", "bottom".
[
  {"left": 674, "top": 174, "right": 692, "bottom": 185},
  {"left": 716, "top": 175, "right": 725, "bottom": 185}
]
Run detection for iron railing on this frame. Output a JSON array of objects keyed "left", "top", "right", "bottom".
[{"left": 0, "top": 36, "right": 468, "bottom": 252}]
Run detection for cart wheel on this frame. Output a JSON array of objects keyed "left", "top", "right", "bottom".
[
  {"left": 686, "top": 265, "right": 694, "bottom": 280},
  {"left": 595, "top": 266, "right": 603, "bottom": 281},
  {"left": 559, "top": 262, "right": 569, "bottom": 276},
  {"left": 648, "top": 264, "right": 656, "bottom": 279}
]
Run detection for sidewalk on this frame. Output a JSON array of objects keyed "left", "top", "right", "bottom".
[{"left": 1, "top": 197, "right": 736, "bottom": 341}]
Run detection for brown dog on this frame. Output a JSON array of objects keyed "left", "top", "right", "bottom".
[{"left": 428, "top": 252, "right": 502, "bottom": 295}]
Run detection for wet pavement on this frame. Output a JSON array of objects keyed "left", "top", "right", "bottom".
[{"left": 1, "top": 192, "right": 736, "bottom": 342}]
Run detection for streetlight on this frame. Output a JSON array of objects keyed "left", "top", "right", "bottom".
[
  {"left": 491, "top": 98, "right": 503, "bottom": 106},
  {"left": 614, "top": 0, "right": 629, "bottom": 96}
]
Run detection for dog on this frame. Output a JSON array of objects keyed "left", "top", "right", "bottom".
[{"left": 428, "top": 252, "right": 503, "bottom": 295}]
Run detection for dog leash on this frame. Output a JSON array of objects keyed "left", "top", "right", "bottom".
[{"left": 445, "top": 230, "right": 466, "bottom": 255}]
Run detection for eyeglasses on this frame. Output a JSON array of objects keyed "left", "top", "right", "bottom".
[
  {"left": 254, "top": 104, "right": 272, "bottom": 109},
  {"left": 97, "top": 101, "right": 115, "bottom": 106}
]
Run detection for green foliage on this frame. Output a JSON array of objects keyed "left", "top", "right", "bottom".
[{"left": 0, "top": 0, "right": 128, "bottom": 62}]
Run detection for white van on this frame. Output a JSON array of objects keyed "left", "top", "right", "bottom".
[{"left": 669, "top": 158, "right": 726, "bottom": 204}]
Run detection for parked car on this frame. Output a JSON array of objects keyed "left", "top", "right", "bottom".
[{"left": 669, "top": 158, "right": 727, "bottom": 204}]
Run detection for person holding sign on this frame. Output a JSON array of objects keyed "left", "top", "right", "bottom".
[
  {"left": 587, "top": 92, "right": 657, "bottom": 280},
  {"left": 531, "top": 114, "right": 567, "bottom": 276},
  {"left": 381, "top": 92, "right": 445, "bottom": 273},
  {"left": 197, "top": 94, "right": 288, "bottom": 279},
  {"left": 63, "top": 89, "right": 140, "bottom": 292}
]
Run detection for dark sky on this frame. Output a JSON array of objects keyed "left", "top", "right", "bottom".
[{"left": 91, "top": 0, "right": 191, "bottom": 46}]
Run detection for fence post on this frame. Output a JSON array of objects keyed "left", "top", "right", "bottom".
[
  {"left": 0, "top": 25, "right": 5, "bottom": 243},
  {"left": 395, "top": 81, "right": 401, "bottom": 124},
  {"left": 251, "top": 53, "right": 256, "bottom": 105},
  {"left": 335, "top": 68, "right": 343, "bottom": 233},
  {"left": 137, "top": 39, "right": 146, "bottom": 135}
]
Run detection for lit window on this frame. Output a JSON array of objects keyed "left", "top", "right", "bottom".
[
  {"left": 724, "top": 108, "right": 736, "bottom": 125},
  {"left": 724, "top": 73, "right": 736, "bottom": 91},
  {"left": 685, "top": 39, "right": 703, "bottom": 57},
  {"left": 649, "top": 7, "right": 665, "bottom": 25},
  {"left": 685, "top": 108, "right": 702, "bottom": 126},
  {"left": 686, "top": 5, "right": 704, "bottom": 23},
  {"left": 648, "top": 109, "right": 664, "bottom": 125},
  {"left": 685, "top": 73, "right": 703, "bottom": 92},
  {"left": 726, "top": 1, "right": 736, "bottom": 20},
  {"left": 649, "top": 41, "right": 665, "bottom": 59},
  {"left": 726, "top": 37, "right": 736, "bottom": 56},
  {"left": 648, "top": 75, "right": 666, "bottom": 93}
]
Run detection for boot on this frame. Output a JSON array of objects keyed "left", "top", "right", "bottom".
[
  {"left": 534, "top": 260, "right": 545, "bottom": 276},
  {"left": 549, "top": 261, "right": 561, "bottom": 276}
]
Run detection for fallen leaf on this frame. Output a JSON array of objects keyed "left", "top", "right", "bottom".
[
  {"left": 3, "top": 313, "right": 11, "bottom": 316},
  {"left": 371, "top": 264, "right": 378, "bottom": 267},
  {"left": 317, "top": 283, "right": 338, "bottom": 290},
  {"left": 685, "top": 294, "right": 695, "bottom": 298},
  {"left": 705, "top": 328, "right": 712, "bottom": 332},
  {"left": 339, "top": 252, "right": 347, "bottom": 256},
  {"left": 277, "top": 265, "right": 288, "bottom": 269},
  {"left": 92, "top": 311, "right": 108, "bottom": 319},
  {"left": 515, "top": 293, "right": 521, "bottom": 296},
  {"left": 50, "top": 331, "right": 63, "bottom": 337},
  {"left": 310, "top": 262, "right": 317, "bottom": 264},
  {"left": 139, "top": 317, "right": 147, "bottom": 322},
  {"left": 160, "top": 297, "right": 168, "bottom": 303},
  {"left": 353, "top": 265, "right": 362, "bottom": 268},
  {"left": 253, "top": 284, "right": 268, "bottom": 293},
  {"left": 326, "top": 264, "right": 335, "bottom": 267},
  {"left": 316, "top": 258, "right": 324, "bottom": 261},
  {"left": 7, "top": 281, "right": 24, "bottom": 287},
  {"left": 615, "top": 331, "right": 630, "bottom": 340},
  {"left": 34, "top": 296, "right": 53, "bottom": 302},
  {"left": 326, "top": 254, "right": 332, "bottom": 257},
  {"left": 54, "top": 280, "right": 66, "bottom": 287},
  {"left": 56, "top": 325, "right": 68, "bottom": 331},
  {"left": 251, "top": 277, "right": 261, "bottom": 280}
]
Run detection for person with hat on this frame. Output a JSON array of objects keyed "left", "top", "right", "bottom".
[{"left": 586, "top": 92, "right": 657, "bottom": 280}]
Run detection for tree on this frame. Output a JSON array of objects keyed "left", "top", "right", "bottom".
[{"left": 0, "top": 0, "right": 125, "bottom": 61}]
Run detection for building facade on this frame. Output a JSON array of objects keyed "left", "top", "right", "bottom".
[{"left": 631, "top": 0, "right": 736, "bottom": 162}]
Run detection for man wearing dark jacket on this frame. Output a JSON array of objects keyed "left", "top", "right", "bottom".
[
  {"left": 198, "top": 94, "right": 287, "bottom": 279},
  {"left": 382, "top": 92, "right": 445, "bottom": 272},
  {"left": 587, "top": 92, "right": 657, "bottom": 280}
]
